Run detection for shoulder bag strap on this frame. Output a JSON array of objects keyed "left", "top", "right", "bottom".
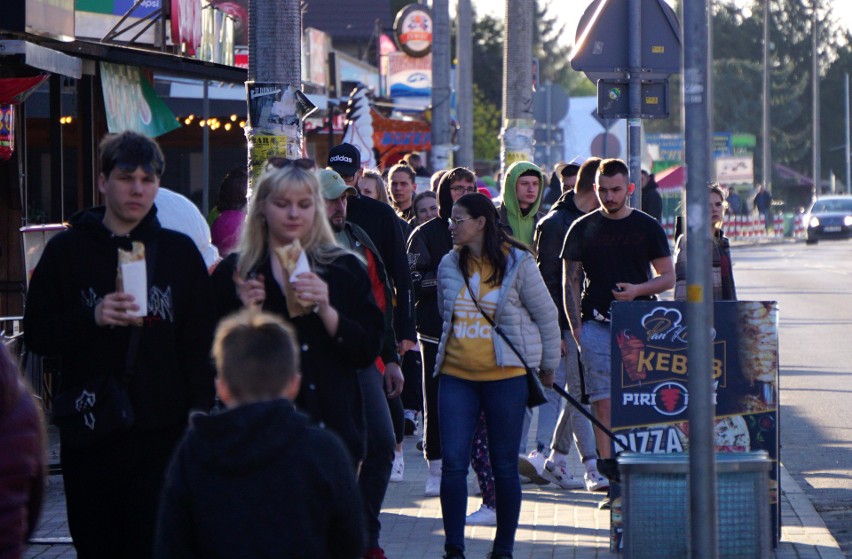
[{"left": 463, "top": 278, "right": 532, "bottom": 371}]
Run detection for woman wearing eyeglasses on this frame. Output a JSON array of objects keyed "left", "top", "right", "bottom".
[
  {"left": 210, "top": 160, "right": 384, "bottom": 464},
  {"left": 435, "top": 193, "right": 560, "bottom": 559},
  {"left": 673, "top": 183, "right": 738, "bottom": 301},
  {"left": 406, "top": 167, "right": 477, "bottom": 496}
]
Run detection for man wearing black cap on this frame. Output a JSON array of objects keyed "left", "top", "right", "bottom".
[
  {"left": 327, "top": 144, "right": 417, "bottom": 362},
  {"left": 328, "top": 143, "right": 362, "bottom": 185},
  {"left": 319, "top": 168, "right": 403, "bottom": 559}
]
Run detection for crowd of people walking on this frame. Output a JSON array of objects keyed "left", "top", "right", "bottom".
[{"left": 9, "top": 130, "right": 751, "bottom": 559}]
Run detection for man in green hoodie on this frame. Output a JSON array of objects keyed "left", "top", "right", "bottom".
[{"left": 498, "top": 161, "right": 546, "bottom": 247}]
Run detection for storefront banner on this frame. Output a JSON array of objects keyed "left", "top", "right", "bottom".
[
  {"left": 0, "top": 75, "right": 49, "bottom": 105},
  {"left": 170, "top": 0, "right": 202, "bottom": 55},
  {"left": 370, "top": 108, "right": 430, "bottom": 164},
  {"left": 14, "top": 0, "right": 75, "bottom": 41},
  {"left": 385, "top": 52, "right": 431, "bottom": 98},
  {"left": 716, "top": 155, "right": 755, "bottom": 184},
  {"left": 304, "top": 28, "right": 329, "bottom": 87},
  {"left": 100, "top": 62, "right": 180, "bottom": 137},
  {"left": 76, "top": 0, "right": 160, "bottom": 43},
  {"left": 608, "top": 301, "right": 780, "bottom": 551}
]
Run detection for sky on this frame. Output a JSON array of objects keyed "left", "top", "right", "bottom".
[{"left": 470, "top": 1, "right": 852, "bottom": 47}]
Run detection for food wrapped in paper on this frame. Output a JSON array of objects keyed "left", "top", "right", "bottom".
[
  {"left": 117, "top": 241, "right": 147, "bottom": 325},
  {"left": 274, "top": 240, "right": 313, "bottom": 317}
]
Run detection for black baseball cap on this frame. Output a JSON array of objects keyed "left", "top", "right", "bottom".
[{"left": 327, "top": 143, "right": 361, "bottom": 176}]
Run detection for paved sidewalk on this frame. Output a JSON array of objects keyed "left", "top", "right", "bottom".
[{"left": 26, "top": 426, "right": 844, "bottom": 559}]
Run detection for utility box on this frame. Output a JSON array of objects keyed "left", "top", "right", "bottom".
[{"left": 619, "top": 451, "right": 772, "bottom": 559}]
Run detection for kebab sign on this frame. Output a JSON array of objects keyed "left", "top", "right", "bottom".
[{"left": 608, "top": 300, "right": 780, "bottom": 549}]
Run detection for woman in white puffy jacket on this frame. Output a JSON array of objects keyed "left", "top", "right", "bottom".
[{"left": 434, "top": 193, "right": 560, "bottom": 559}]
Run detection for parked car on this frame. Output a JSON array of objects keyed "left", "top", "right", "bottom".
[{"left": 805, "top": 195, "right": 852, "bottom": 244}]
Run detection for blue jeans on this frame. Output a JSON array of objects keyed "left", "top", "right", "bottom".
[{"left": 438, "top": 374, "right": 527, "bottom": 554}]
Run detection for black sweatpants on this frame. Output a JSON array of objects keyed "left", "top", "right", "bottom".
[{"left": 61, "top": 426, "right": 184, "bottom": 559}]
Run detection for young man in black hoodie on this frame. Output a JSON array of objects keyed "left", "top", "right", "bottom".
[
  {"left": 406, "top": 166, "right": 476, "bottom": 496},
  {"left": 154, "top": 310, "right": 364, "bottom": 559},
  {"left": 24, "top": 131, "right": 215, "bottom": 559}
]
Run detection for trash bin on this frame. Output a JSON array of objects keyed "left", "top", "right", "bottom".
[{"left": 619, "top": 451, "right": 772, "bottom": 559}]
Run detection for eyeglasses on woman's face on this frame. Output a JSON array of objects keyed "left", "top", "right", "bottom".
[{"left": 447, "top": 216, "right": 472, "bottom": 226}]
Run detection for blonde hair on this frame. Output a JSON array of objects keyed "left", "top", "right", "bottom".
[
  {"left": 236, "top": 164, "right": 349, "bottom": 279},
  {"left": 360, "top": 169, "right": 390, "bottom": 205}
]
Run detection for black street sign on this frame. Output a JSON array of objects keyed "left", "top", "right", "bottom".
[
  {"left": 571, "top": 0, "right": 681, "bottom": 83},
  {"left": 597, "top": 79, "right": 669, "bottom": 119}
]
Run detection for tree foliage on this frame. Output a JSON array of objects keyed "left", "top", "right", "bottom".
[
  {"left": 711, "top": 0, "right": 851, "bottom": 185},
  {"left": 472, "top": 83, "right": 501, "bottom": 162}
]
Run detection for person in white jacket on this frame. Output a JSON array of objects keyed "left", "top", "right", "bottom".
[{"left": 434, "top": 193, "right": 560, "bottom": 559}]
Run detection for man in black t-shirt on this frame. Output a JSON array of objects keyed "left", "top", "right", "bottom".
[{"left": 561, "top": 158, "right": 674, "bottom": 507}]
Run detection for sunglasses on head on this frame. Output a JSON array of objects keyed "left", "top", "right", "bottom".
[{"left": 266, "top": 157, "right": 316, "bottom": 171}]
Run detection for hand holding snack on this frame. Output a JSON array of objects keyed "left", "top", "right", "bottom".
[
  {"left": 94, "top": 292, "right": 141, "bottom": 327},
  {"left": 116, "top": 241, "right": 147, "bottom": 325},
  {"left": 273, "top": 240, "right": 316, "bottom": 316},
  {"left": 291, "top": 271, "right": 330, "bottom": 312}
]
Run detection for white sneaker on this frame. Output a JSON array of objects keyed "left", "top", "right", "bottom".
[
  {"left": 425, "top": 459, "right": 441, "bottom": 497},
  {"left": 424, "top": 474, "right": 440, "bottom": 496},
  {"left": 540, "top": 459, "right": 584, "bottom": 489},
  {"left": 390, "top": 451, "right": 404, "bottom": 483},
  {"left": 584, "top": 469, "right": 610, "bottom": 492},
  {"left": 466, "top": 504, "right": 497, "bottom": 526},
  {"left": 518, "top": 450, "right": 549, "bottom": 485}
]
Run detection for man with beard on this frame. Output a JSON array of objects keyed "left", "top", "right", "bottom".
[
  {"left": 561, "top": 158, "right": 674, "bottom": 509},
  {"left": 520, "top": 158, "right": 606, "bottom": 493},
  {"left": 319, "top": 169, "right": 403, "bottom": 559}
]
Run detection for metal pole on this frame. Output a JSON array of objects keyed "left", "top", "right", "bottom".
[
  {"left": 546, "top": 82, "right": 552, "bottom": 169},
  {"left": 846, "top": 73, "right": 850, "bottom": 194},
  {"left": 202, "top": 79, "right": 210, "bottom": 216},
  {"left": 49, "top": 75, "right": 64, "bottom": 222},
  {"left": 456, "top": 0, "right": 474, "bottom": 168},
  {"left": 431, "top": 0, "right": 452, "bottom": 171},
  {"left": 812, "top": 2, "right": 820, "bottom": 197},
  {"left": 628, "top": 0, "right": 642, "bottom": 210},
  {"left": 682, "top": 0, "right": 717, "bottom": 557},
  {"left": 762, "top": 0, "right": 772, "bottom": 193}
]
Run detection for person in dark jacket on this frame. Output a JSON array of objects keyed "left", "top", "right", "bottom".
[
  {"left": 23, "top": 131, "right": 215, "bottom": 559},
  {"left": 210, "top": 162, "right": 383, "bottom": 463},
  {"left": 328, "top": 144, "right": 417, "bottom": 360},
  {"left": 154, "top": 310, "right": 364, "bottom": 559},
  {"left": 523, "top": 158, "right": 607, "bottom": 492},
  {"left": 640, "top": 169, "right": 663, "bottom": 222},
  {"left": 406, "top": 167, "right": 477, "bottom": 496},
  {"left": 320, "top": 168, "right": 403, "bottom": 559},
  {"left": 541, "top": 159, "right": 581, "bottom": 209},
  {"left": 0, "top": 342, "right": 45, "bottom": 559},
  {"left": 673, "top": 183, "right": 737, "bottom": 301}
]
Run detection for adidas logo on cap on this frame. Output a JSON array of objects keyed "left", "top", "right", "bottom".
[{"left": 329, "top": 155, "right": 354, "bottom": 164}]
